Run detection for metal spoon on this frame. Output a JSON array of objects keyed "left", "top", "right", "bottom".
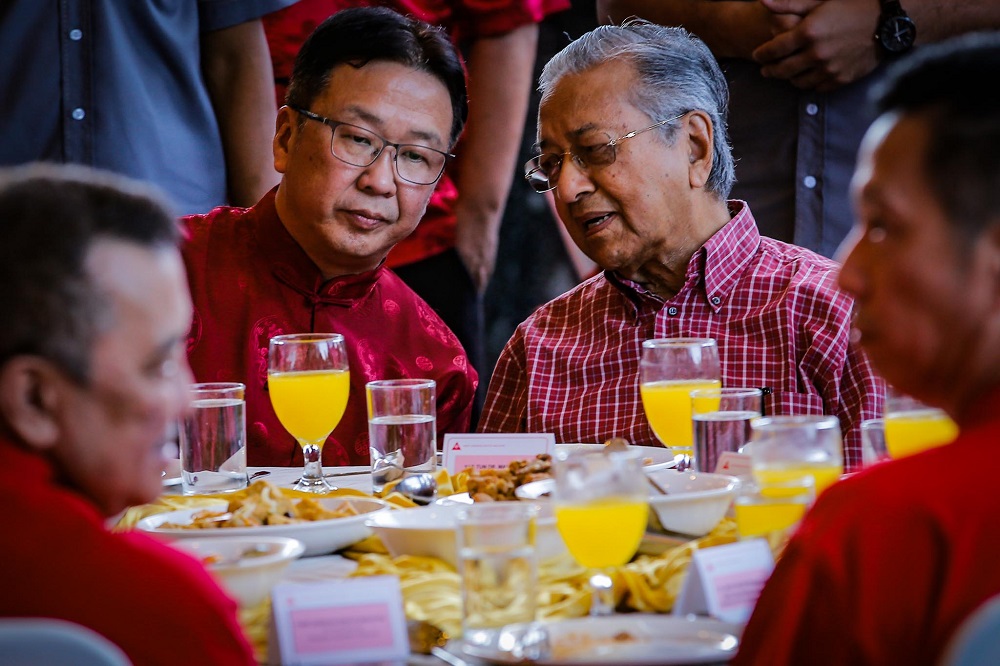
[{"left": 396, "top": 473, "right": 438, "bottom": 505}]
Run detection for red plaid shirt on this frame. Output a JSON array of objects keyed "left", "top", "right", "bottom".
[{"left": 478, "top": 202, "right": 883, "bottom": 472}]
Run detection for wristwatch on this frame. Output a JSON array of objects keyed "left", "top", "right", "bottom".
[{"left": 875, "top": 0, "right": 917, "bottom": 56}]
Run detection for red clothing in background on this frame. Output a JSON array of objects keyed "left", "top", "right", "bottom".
[
  {"left": 0, "top": 439, "right": 255, "bottom": 666},
  {"left": 263, "top": 0, "right": 570, "bottom": 269},
  {"left": 734, "top": 388, "right": 1000, "bottom": 665},
  {"left": 478, "top": 202, "right": 882, "bottom": 471},
  {"left": 182, "top": 189, "right": 478, "bottom": 467}
]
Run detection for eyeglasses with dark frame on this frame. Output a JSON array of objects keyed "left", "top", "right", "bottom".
[
  {"left": 524, "top": 112, "right": 688, "bottom": 193},
  {"left": 290, "top": 106, "right": 454, "bottom": 186}
]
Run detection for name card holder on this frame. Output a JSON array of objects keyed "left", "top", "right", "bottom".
[
  {"left": 270, "top": 576, "right": 409, "bottom": 665},
  {"left": 674, "top": 538, "right": 774, "bottom": 625},
  {"left": 442, "top": 433, "right": 555, "bottom": 474}
]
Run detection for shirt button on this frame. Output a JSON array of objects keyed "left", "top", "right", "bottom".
[
  {"left": 803, "top": 175, "right": 817, "bottom": 189},
  {"left": 72, "top": 108, "right": 86, "bottom": 120},
  {"left": 805, "top": 103, "right": 819, "bottom": 116},
  {"left": 667, "top": 306, "right": 678, "bottom": 316},
  {"left": 69, "top": 28, "right": 83, "bottom": 41},
  {"left": 710, "top": 296, "right": 721, "bottom": 306}
]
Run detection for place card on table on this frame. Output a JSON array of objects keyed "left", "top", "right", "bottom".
[
  {"left": 270, "top": 575, "right": 408, "bottom": 665},
  {"left": 442, "top": 433, "right": 555, "bottom": 474},
  {"left": 674, "top": 538, "right": 774, "bottom": 624},
  {"left": 714, "top": 451, "right": 752, "bottom": 477}
]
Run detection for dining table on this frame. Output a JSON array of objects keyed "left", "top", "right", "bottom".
[{"left": 148, "top": 463, "right": 747, "bottom": 666}]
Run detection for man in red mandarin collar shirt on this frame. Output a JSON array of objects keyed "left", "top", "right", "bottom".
[{"left": 183, "top": 8, "right": 478, "bottom": 467}]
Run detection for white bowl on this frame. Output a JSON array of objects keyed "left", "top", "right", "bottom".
[
  {"left": 368, "top": 501, "right": 567, "bottom": 567},
  {"left": 434, "top": 494, "right": 567, "bottom": 562},
  {"left": 645, "top": 470, "right": 740, "bottom": 536},
  {"left": 136, "top": 497, "right": 391, "bottom": 556},
  {"left": 171, "top": 535, "right": 305, "bottom": 607},
  {"left": 557, "top": 443, "right": 678, "bottom": 472}
]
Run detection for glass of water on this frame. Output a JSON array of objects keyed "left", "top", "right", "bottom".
[
  {"left": 690, "top": 387, "right": 763, "bottom": 473},
  {"left": 457, "top": 503, "right": 538, "bottom": 642},
  {"left": 179, "top": 382, "right": 248, "bottom": 495},
  {"left": 366, "top": 378, "right": 436, "bottom": 495}
]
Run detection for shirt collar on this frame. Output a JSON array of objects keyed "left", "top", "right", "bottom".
[
  {"left": 608, "top": 201, "right": 761, "bottom": 314},
  {"left": 253, "top": 188, "right": 384, "bottom": 308}
]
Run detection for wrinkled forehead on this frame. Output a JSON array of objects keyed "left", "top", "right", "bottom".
[{"left": 537, "top": 61, "right": 642, "bottom": 146}]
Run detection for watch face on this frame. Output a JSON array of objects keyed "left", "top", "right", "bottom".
[{"left": 879, "top": 16, "right": 916, "bottom": 53}]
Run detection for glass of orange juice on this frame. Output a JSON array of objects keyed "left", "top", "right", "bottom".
[
  {"left": 746, "top": 415, "right": 843, "bottom": 499},
  {"left": 639, "top": 338, "right": 721, "bottom": 470},
  {"left": 884, "top": 387, "right": 958, "bottom": 460},
  {"left": 553, "top": 448, "right": 648, "bottom": 616},
  {"left": 734, "top": 475, "right": 815, "bottom": 539},
  {"left": 268, "top": 333, "right": 350, "bottom": 493}
]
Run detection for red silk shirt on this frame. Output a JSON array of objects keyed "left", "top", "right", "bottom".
[
  {"left": 182, "top": 189, "right": 478, "bottom": 467},
  {"left": 263, "top": 0, "right": 570, "bottom": 268},
  {"left": 478, "top": 202, "right": 882, "bottom": 472},
  {"left": 734, "top": 388, "right": 1000, "bottom": 665},
  {"left": 0, "top": 440, "right": 255, "bottom": 665}
]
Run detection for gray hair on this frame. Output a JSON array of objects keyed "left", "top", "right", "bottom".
[{"left": 538, "top": 20, "right": 735, "bottom": 199}]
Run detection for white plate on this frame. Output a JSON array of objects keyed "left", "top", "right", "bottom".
[
  {"left": 455, "top": 615, "right": 741, "bottom": 665},
  {"left": 135, "top": 496, "right": 390, "bottom": 556},
  {"left": 162, "top": 458, "right": 182, "bottom": 487},
  {"left": 556, "top": 443, "right": 679, "bottom": 473}
]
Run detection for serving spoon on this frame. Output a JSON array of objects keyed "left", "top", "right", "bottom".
[{"left": 396, "top": 473, "right": 438, "bottom": 505}]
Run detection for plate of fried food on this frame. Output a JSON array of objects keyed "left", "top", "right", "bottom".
[
  {"left": 136, "top": 480, "right": 390, "bottom": 556},
  {"left": 460, "top": 441, "right": 677, "bottom": 503}
]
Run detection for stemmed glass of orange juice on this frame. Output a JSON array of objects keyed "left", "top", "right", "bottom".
[
  {"left": 639, "top": 338, "right": 721, "bottom": 470},
  {"left": 552, "top": 449, "right": 648, "bottom": 616},
  {"left": 268, "top": 333, "right": 350, "bottom": 493},
  {"left": 884, "top": 386, "right": 958, "bottom": 459},
  {"left": 746, "top": 415, "right": 843, "bottom": 499}
]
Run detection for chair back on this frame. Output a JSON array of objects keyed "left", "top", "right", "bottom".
[
  {"left": 0, "top": 618, "right": 131, "bottom": 666},
  {"left": 940, "top": 595, "right": 1000, "bottom": 666}
]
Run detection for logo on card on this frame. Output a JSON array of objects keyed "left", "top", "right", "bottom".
[{"left": 451, "top": 442, "right": 462, "bottom": 450}]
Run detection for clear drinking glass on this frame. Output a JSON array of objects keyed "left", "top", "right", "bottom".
[
  {"left": 861, "top": 418, "right": 890, "bottom": 467},
  {"left": 639, "top": 338, "right": 721, "bottom": 470},
  {"left": 884, "top": 386, "right": 958, "bottom": 460},
  {"left": 178, "top": 382, "right": 248, "bottom": 495},
  {"left": 456, "top": 503, "right": 538, "bottom": 642},
  {"left": 552, "top": 449, "right": 648, "bottom": 616},
  {"left": 268, "top": 333, "right": 350, "bottom": 493},
  {"left": 366, "top": 378, "right": 436, "bottom": 496},
  {"left": 690, "top": 387, "right": 763, "bottom": 473},
  {"left": 747, "top": 415, "right": 843, "bottom": 498}
]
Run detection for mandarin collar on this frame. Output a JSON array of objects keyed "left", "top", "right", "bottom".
[{"left": 252, "top": 188, "right": 384, "bottom": 308}]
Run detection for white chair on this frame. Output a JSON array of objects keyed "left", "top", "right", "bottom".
[
  {"left": 939, "top": 595, "right": 1000, "bottom": 666},
  {"left": 0, "top": 618, "right": 131, "bottom": 666}
]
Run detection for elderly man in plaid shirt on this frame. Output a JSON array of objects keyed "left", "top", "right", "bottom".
[{"left": 478, "top": 20, "right": 882, "bottom": 472}]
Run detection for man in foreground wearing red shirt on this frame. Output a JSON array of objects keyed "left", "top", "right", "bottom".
[
  {"left": 478, "top": 20, "right": 881, "bottom": 470},
  {"left": 734, "top": 33, "right": 1000, "bottom": 665},
  {"left": 0, "top": 165, "right": 255, "bottom": 665},
  {"left": 183, "top": 8, "right": 478, "bottom": 467}
]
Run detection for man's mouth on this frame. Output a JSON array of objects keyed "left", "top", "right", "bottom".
[{"left": 579, "top": 212, "right": 614, "bottom": 233}]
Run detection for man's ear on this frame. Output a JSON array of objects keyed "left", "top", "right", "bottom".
[
  {"left": 273, "top": 105, "right": 296, "bottom": 175},
  {"left": 0, "top": 357, "right": 65, "bottom": 450},
  {"left": 684, "top": 110, "right": 715, "bottom": 190}
]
